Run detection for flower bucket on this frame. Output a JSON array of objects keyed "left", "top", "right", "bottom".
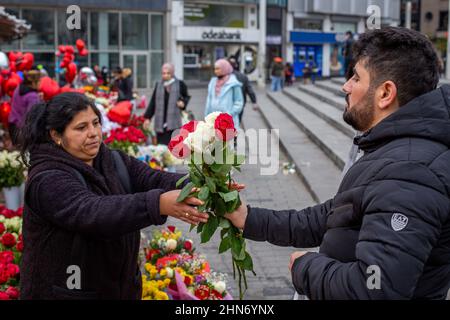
[
  {"left": 169, "top": 271, "right": 233, "bottom": 300},
  {"left": 3, "top": 185, "right": 22, "bottom": 210}
]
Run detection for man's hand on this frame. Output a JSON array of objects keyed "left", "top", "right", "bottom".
[
  {"left": 289, "top": 251, "right": 309, "bottom": 271},
  {"left": 224, "top": 201, "right": 248, "bottom": 230}
]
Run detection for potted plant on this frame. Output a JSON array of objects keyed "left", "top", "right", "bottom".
[{"left": 0, "top": 150, "right": 26, "bottom": 210}]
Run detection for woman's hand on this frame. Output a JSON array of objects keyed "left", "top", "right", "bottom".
[
  {"left": 224, "top": 201, "right": 248, "bottom": 230},
  {"left": 143, "top": 119, "right": 151, "bottom": 130},
  {"left": 159, "top": 190, "right": 209, "bottom": 225}
]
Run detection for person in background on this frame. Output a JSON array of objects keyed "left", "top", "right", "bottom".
[
  {"left": 8, "top": 68, "right": 42, "bottom": 145},
  {"left": 205, "top": 59, "right": 244, "bottom": 129},
  {"left": 343, "top": 31, "right": 355, "bottom": 79},
  {"left": 284, "top": 62, "right": 294, "bottom": 87},
  {"left": 143, "top": 63, "right": 190, "bottom": 145},
  {"left": 228, "top": 57, "right": 258, "bottom": 123},
  {"left": 270, "top": 57, "right": 284, "bottom": 92},
  {"left": 112, "top": 67, "right": 134, "bottom": 102}
]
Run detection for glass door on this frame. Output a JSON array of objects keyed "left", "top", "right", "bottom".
[{"left": 121, "top": 52, "right": 149, "bottom": 90}]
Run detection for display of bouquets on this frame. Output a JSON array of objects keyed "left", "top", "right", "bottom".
[
  {"left": 143, "top": 225, "right": 195, "bottom": 265},
  {"left": 104, "top": 126, "right": 146, "bottom": 157},
  {"left": 167, "top": 112, "right": 254, "bottom": 299},
  {"left": 0, "top": 150, "right": 26, "bottom": 189},
  {"left": 136, "top": 145, "right": 184, "bottom": 171},
  {"left": 0, "top": 205, "right": 23, "bottom": 300}
]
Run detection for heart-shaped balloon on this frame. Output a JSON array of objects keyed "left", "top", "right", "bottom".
[
  {"left": 76, "top": 39, "right": 86, "bottom": 52},
  {"left": 39, "top": 76, "right": 60, "bottom": 101},
  {"left": 65, "top": 62, "right": 77, "bottom": 84}
]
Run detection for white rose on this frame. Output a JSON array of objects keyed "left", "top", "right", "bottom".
[
  {"left": 205, "top": 112, "right": 222, "bottom": 125},
  {"left": 165, "top": 238, "right": 177, "bottom": 251},
  {"left": 0, "top": 215, "right": 5, "bottom": 223},
  {"left": 213, "top": 281, "right": 226, "bottom": 294},
  {"left": 165, "top": 267, "right": 174, "bottom": 278}
]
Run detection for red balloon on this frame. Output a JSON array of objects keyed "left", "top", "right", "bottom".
[
  {"left": 65, "top": 62, "right": 77, "bottom": 84},
  {"left": 64, "top": 46, "right": 75, "bottom": 54},
  {"left": 39, "top": 76, "right": 60, "bottom": 101},
  {"left": 76, "top": 39, "right": 86, "bottom": 52},
  {"left": 0, "top": 101, "right": 12, "bottom": 127},
  {"left": 79, "top": 48, "right": 89, "bottom": 57},
  {"left": 58, "top": 45, "right": 66, "bottom": 53},
  {"left": 4, "top": 73, "right": 21, "bottom": 97}
]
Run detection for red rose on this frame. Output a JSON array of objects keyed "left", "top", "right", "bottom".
[
  {"left": 210, "top": 289, "right": 224, "bottom": 300},
  {"left": 0, "top": 251, "right": 14, "bottom": 264},
  {"left": 15, "top": 207, "right": 23, "bottom": 217},
  {"left": 0, "top": 222, "right": 5, "bottom": 234},
  {"left": 7, "top": 263, "right": 19, "bottom": 278},
  {"left": 183, "top": 240, "right": 193, "bottom": 251},
  {"left": 180, "top": 120, "right": 198, "bottom": 138},
  {"left": 0, "top": 233, "right": 16, "bottom": 248},
  {"left": 194, "top": 285, "right": 210, "bottom": 300},
  {"left": 183, "top": 276, "right": 192, "bottom": 286},
  {"left": 0, "top": 291, "right": 10, "bottom": 300},
  {"left": 16, "top": 241, "right": 24, "bottom": 252},
  {"left": 214, "top": 113, "right": 236, "bottom": 141},
  {"left": 5, "top": 286, "right": 19, "bottom": 299},
  {"left": 167, "top": 226, "right": 176, "bottom": 233},
  {"left": 168, "top": 135, "right": 190, "bottom": 159}
]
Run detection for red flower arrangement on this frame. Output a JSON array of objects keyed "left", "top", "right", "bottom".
[{"left": 104, "top": 126, "right": 146, "bottom": 156}]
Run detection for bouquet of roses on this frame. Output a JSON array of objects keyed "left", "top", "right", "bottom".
[
  {"left": 104, "top": 126, "right": 146, "bottom": 157},
  {"left": 168, "top": 112, "right": 254, "bottom": 299},
  {"left": 0, "top": 205, "right": 23, "bottom": 300},
  {"left": 0, "top": 150, "right": 26, "bottom": 189}
]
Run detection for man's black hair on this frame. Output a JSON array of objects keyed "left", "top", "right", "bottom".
[{"left": 352, "top": 27, "right": 440, "bottom": 107}]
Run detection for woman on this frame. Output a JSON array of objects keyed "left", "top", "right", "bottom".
[
  {"left": 8, "top": 69, "right": 41, "bottom": 144},
  {"left": 205, "top": 59, "right": 243, "bottom": 128},
  {"left": 18, "top": 92, "right": 208, "bottom": 299},
  {"left": 112, "top": 67, "right": 133, "bottom": 102},
  {"left": 143, "top": 63, "right": 190, "bottom": 145}
]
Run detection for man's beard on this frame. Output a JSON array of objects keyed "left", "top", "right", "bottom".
[{"left": 343, "top": 88, "right": 376, "bottom": 132}]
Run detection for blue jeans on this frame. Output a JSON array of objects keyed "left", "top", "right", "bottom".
[{"left": 271, "top": 76, "right": 282, "bottom": 92}]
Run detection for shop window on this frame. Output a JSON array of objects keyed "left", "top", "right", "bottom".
[
  {"left": 57, "top": 9, "right": 87, "bottom": 46},
  {"left": 90, "top": 12, "right": 119, "bottom": 50},
  {"left": 32, "top": 52, "right": 55, "bottom": 78},
  {"left": 294, "top": 19, "right": 322, "bottom": 31},
  {"left": 184, "top": 3, "right": 245, "bottom": 28},
  {"left": 22, "top": 9, "right": 55, "bottom": 50},
  {"left": 122, "top": 13, "right": 148, "bottom": 50}
]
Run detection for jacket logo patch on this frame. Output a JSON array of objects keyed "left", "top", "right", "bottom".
[{"left": 391, "top": 213, "right": 408, "bottom": 231}]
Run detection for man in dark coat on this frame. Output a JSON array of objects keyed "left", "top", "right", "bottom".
[
  {"left": 225, "top": 27, "right": 450, "bottom": 299},
  {"left": 228, "top": 57, "right": 258, "bottom": 123}
]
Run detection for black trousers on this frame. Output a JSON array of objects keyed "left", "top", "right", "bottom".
[{"left": 156, "top": 130, "right": 174, "bottom": 146}]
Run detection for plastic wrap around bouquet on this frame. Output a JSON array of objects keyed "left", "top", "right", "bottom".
[{"left": 167, "top": 271, "right": 233, "bottom": 300}]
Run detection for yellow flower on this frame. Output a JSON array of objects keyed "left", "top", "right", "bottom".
[
  {"left": 163, "top": 278, "right": 171, "bottom": 287},
  {"left": 160, "top": 269, "right": 167, "bottom": 277},
  {"left": 155, "top": 291, "right": 169, "bottom": 300},
  {"left": 157, "top": 280, "right": 165, "bottom": 289}
]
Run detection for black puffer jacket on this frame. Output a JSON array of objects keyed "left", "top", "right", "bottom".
[{"left": 244, "top": 85, "right": 450, "bottom": 299}]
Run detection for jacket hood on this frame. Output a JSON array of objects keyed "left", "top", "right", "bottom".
[{"left": 355, "top": 84, "right": 450, "bottom": 151}]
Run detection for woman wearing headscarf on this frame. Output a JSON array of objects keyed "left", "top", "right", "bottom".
[
  {"left": 143, "top": 63, "right": 190, "bottom": 145},
  {"left": 205, "top": 59, "right": 244, "bottom": 128},
  {"left": 18, "top": 92, "right": 208, "bottom": 299}
]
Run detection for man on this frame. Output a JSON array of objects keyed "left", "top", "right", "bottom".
[
  {"left": 343, "top": 31, "right": 354, "bottom": 79},
  {"left": 226, "top": 27, "right": 450, "bottom": 299},
  {"left": 228, "top": 57, "right": 259, "bottom": 122}
]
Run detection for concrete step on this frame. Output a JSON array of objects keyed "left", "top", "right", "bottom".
[
  {"left": 315, "top": 80, "right": 346, "bottom": 97},
  {"left": 267, "top": 91, "right": 352, "bottom": 171},
  {"left": 255, "top": 92, "right": 342, "bottom": 203},
  {"left": 331, "top": 77, "right": 346, "bottom": 86},
  {"left": 283, "top": 86, "right": 355, "bottom": 138},
  {"left": 298, "top": 83, "right": 346, "bottom": 111}
]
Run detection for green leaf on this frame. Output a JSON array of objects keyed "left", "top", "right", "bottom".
[
  {"left": 201, "top": 215, "right": 219, "bottom": 243},
  {"left": 176, "top": 174, "right": 189, "bottom": 188},
  {"left": 219, "top": 190, "right": 238, "bottom": 203},
  {"left": 198, "top": 186, "right": 210, "bottom": 201},
  {"left": 219, "top": 236, "right": 232, "bottom": 253},
  {"left": 189, "top": 224, "right": 196, "bottom": 232},
  {"left": 215, "top": 197, "right": 227, "bottom": 216},
  {"left": 210, "top": 163, "right": 223, "bottom": 173},
  {"left": 241, "top": 252, "right": 254, "bottom": 271},
  {"left": 219, "top": 218, "right": 231, "bottom": 229},
  {"left": 176, "top": 182, "right": 194, "bottom": 202},
  {"left": 231, "top": 234, "right": 245, "bottom": 260},
  {"left": 196, "top": 222, "right": 205, "bottom": 235},
  {"left": 220, "top": 228, "right": 228, "bottom": 239},
  {"left": 205, "top": 176, "right": 216, "bottom": 193},
  {"left": 198, "top": 199, "right": 209, "bottom": 213},
  {"left": 190, "top": 172, "right": 203, "bottom": 186}
]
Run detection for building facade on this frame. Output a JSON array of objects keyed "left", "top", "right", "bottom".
[
  {"left": 287, "top": 0, "right": 401, "bottom": 78},
  {"left": 0, "top": 0, "right": 168, "bottom": 91}
]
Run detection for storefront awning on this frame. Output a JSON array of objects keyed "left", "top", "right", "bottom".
[{"left": 0, "top": 7, "right": 30, "bottom": 43}]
